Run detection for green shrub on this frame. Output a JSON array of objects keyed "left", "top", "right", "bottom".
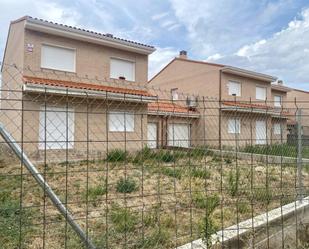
[
  {"left": 85, "top": 185, "right": 107, "bottom": 202},
  {"left": 224, "top": 158, "right": 232, "bottom": 164},
  {"left": 228, "top": 169, "right": 240, "bottom": 197},
  {"left": 190, "top": 168, "right": 211, "bottom": 179},
  {"left": 135, "top": 228, "right": 170, "bottom": 248},
  {"left": 161, "top": 167, "right": 182, "bottom": 179},
  {"left": 201, "top": 215, "right": 217, "bottom": 248},
  {"left": 252, "top": 187, "right": 273, "bottom": 204},
  {"left": 110, "top": 206, "right": 138, "bottom": 233},
  {"left": 156, "top": 150, "right": 175, "bottom": 163},
  {"left": 106, "top": 149, "right": 127, "bottom": 162},
  {"left": 131, "top": 147, "right": 156, "bottom": 164},
  {"left": 116, "top": 177, "right": 138, "bottom": 193},
  {"left": 237, "top": 202, "right": 250, "bottom": 214},
  {"left": 189, "top": 146, "right": 208, "bottom": 158},
  {"left": 193, "top": 193, "right": 220, "bottom": 212}
]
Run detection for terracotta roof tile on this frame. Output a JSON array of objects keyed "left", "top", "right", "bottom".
[
  {"left": 15, "top": 16, "right": 154, "bottom": 49},
  {"left": 23, "top": 76, "right": 155, "bottom": 97},
  {"left": 148, "top": 101, "right": 199, "bottom": 115},
  {"left": 222, "top": 101, "right": 290, "bottom": 115}
]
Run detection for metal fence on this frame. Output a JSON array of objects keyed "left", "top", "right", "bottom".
[{"left": 0, "top": 64, "right": 309, "bottom": 249}]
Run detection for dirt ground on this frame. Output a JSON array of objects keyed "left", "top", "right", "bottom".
[{"left": 1, "top": 149, "right": 308, "bottom": 249}]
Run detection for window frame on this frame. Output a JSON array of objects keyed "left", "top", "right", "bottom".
[
  {"left": 110, "top": 57, "right": 136, "bottom": 82},
  {"left": 228, "top": 118, "right": 241, "bottom": 134},
  {"left": 228, "top": 81, "right": 241, "bottom": 97},
  {"left": 171, "top": 88, "right": 179, "bottom": 101},
  {"left": 256, "top": 86, "right": 267, "bottom": 100},
  {"left": 108, "top": 111, "right": 135, "bottom": 132},
  {"left": 41, "top": 43, "right": 76, "bottom": 73},
  {"left": 274, "top": 95, "right": 282, "bottom": 107},
  {"left": 39, "top": 106, "right": 75, "bottom": 150},
  {"left": 273, "top": 123, "right": 282, "bottom": 135}
]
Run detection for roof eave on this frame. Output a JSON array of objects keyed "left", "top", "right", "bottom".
[
  {"left": 25, "top": 19, "right": 156, "bottom": 55},
  {"left": 23, "top": 83, "right": 157, "bottom": 103},
  {"left": 147, "top": 110, "right": 200, "bottom": 118},
  {"left": 222, "top": 67, "right": 277, "bottom": 82}
]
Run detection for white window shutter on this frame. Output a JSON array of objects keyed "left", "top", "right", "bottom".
[
  {"left": 273, "top": 123, "right": 281, "bottom": 135},
  {"left": 274, "top": 96, "right": 282, "bottom": 107},
  {"left": 228, "top": 81, "right": 241, "bottom": 96},
  {"left": 109, "top": 111, "right": 134, "bottom": 132},
  {"left": 39, "top": 107, "right": 74, "bottom": 149},
  {"left": 228, "top": 118, "right": 240, "bottom": 134},
  {"left": 41, "top": 45, "right": 76, "bottom": 72},
  {"left": 110, "top": 58, "right": 135, "bottom": 81},
  {"left": 256, "top": 87, "right": 266, "bottom": 100}
]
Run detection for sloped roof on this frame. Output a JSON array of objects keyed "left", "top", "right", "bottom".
[
  {"left": 148, "top": 101, "right": 199, "bottom": 117},
  {"left": 23, "top": 76, "right": 154, "bottom": 97},
  {"left": 11, "top": 16, "right": 155, "bottom": 53}
]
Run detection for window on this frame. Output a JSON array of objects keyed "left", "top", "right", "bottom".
[
  {"left": 109, "top": 111, "right": 134, "bottom": 132},
  {"left": 110, "top": 58, "right": 135, "bottom": 81},
  {"left": 273, "top": 123, "right": 281, "bottom": 135},
  {"left": 41, "top": 44, "right": 76, "bottom": 72},
  {"left": 171, "top": 88, "right": 178, "bottom": 101},
  {"left": 256, "top": 86, "right": 267, "bottom": 100},
  {"left": 274, "top": 95, "right": 282, "bottom": 107},
  {"left": 228, "top": 118, "right": 241, "bottom": 134},
  {"left": 228, "top": 81, "right": 241, "bottom": 96},
  {"left": 39, "top": 107, "right": 75, "bottom": 150}
]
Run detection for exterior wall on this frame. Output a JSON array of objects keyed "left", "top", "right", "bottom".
[
  {"left": 22, "top": 93, "right": 148, "bottom": 161},
  {"left": 149, "top": 58, "right": 221, "bottom": 98},
  {"left": 23, "top": 29, "right": 149, "bottom": 85},
  {"left": 271, "top": 118, "right": 288, "bottom": 144},
  {"left": 0, "top": 20, "right": 25, "bottom": 143},
  {"left": 221, "top": 72, "right": 272, "bottom": 103},
  {"left": 147, "top": 115, "right": 200, "bottom": 148},
  {"left": 287, "top": 89, "right": 309, "bottom": 135}
]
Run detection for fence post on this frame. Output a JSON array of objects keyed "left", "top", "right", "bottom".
[{"left": 296, "top": 108, "right": 303, "bottom": 202}]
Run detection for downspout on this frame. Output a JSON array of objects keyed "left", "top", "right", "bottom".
[{"left": 219, "top": 69, "right": 222, "bottom": 149}]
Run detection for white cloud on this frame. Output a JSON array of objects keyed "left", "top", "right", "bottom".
[
  {"left": 152, "top": 12, "right": 169, "bottom": 21},
  {"left": 148, "top": 47, "right": 178, "bottom": 79},
  {"left": 169, "top": 0, "right": 299, "bottom": 57},
  {"left": 212, "top": 8, "right": 309, "bottom": 90}
]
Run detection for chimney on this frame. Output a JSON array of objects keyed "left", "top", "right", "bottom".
[
  {"left": 277, "top": 80, "right": 283, "bottom": 85},
  {"left": 179, "top": 50, "right": 187, "bottom": 59}
]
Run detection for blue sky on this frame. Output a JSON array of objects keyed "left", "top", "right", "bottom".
[{"left": 0, "top": 0, "right": 309, "bottom": 90}]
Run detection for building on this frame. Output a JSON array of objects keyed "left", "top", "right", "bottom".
[
  {"left": 1, "top": 16, "right": 159, "bottom": 161},
  {"left": 149, "top": 51, "right": 290, "bottom": 147}
]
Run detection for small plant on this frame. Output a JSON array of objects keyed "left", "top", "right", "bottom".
[
  {"left": 110, "top": 206, "right": 138, "bottom": 233},
  {"left": 199, "top": 194, "right": 220, "bottom": 248},
  {"left": 193, "top": 193, "right": 220, "bottom": 211},
  {"left": 135, "top": 228, "right": 170, "bottom": 248},
  {"left": 161, "top": 167, "right": 182, "bottom": 179},
  {"left": 252, "top": 187, "right": 273, "bottom": 204},
  {"left": 85, "top": 184, "right": 107, "bottom": 202},
  {"left": 237, "top": 202, "right": 249, "bottom": 214},
  {"left": 116, "top": 177, "right": 138, "bottom": 193},
  {"left": 190, "top": 167, "right": 210, "bottom": 179},
  {"left": 211, "top": 155, "right": 221, "bottom": 162},
  {"left": 228, "top": 169, "right": 240, "bottom": 197},
  {"left": 189, "top": 146, "right": 208, "bottom": 158},
  {"left": 156, "top": 150, "right": 175, "bottom": 163},
  {"left": 106, "top": 149, "right": 127, "bottom": 162},
  {"left": 224, "top": 158, "right": 232, "bottom": 164}
]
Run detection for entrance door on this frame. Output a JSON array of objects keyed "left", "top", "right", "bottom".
[
  {"left": 256, "top": 120, "right": 267, "bottom": 145},
  {"left": 147, "top": 123, "right": 157, "bottom": 148},
  {"left": 168, "top": 123, "right": 190, "bottom": 148}
]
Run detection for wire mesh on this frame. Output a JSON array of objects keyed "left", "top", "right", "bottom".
[{"left": 0, "top": 63, "right": 308, "bottom": 249}]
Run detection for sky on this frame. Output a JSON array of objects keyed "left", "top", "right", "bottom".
[{"left": 0, "top": 0, "right": 309, "bottom": 90}]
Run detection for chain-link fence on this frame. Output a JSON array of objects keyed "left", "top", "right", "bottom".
[{"left": 0, "top": 64, "right": 308, "bottom": 249}]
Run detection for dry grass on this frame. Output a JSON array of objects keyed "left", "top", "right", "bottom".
[{"left": 1, "top": 150, "right": 308, "bottom": 249}]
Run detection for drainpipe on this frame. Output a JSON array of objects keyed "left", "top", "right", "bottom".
[{"left": 219, "top": 69, "right": 222, "bottom": 149}]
